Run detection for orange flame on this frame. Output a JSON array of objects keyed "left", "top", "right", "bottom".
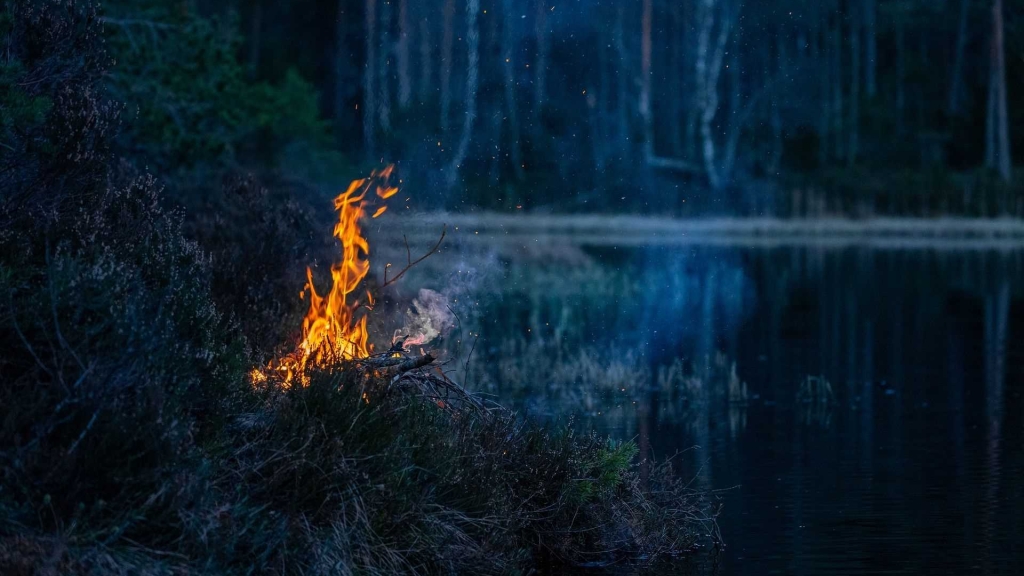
[{"left": 257, "top": 166, "right": 398, "bottom": 385}]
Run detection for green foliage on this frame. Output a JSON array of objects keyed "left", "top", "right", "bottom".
[
  {"left": 0, "top": 9, "right": 45, "bottom": 130},
  {"left": 102, "top": 2, "right": 341, "bottom": 178},
  {"left": 254, "top": 68, "right": 331, "bottom": 145},
  {"left": 103, "top": 6, "right": 251, "bottom": 170},
  {"left": 0, "top": 36, "right": 52, "bottom": 141},
  {"left": 168, "top": 367, "right": 711, "bottom": 573},
  {"left": 567, "top": 439, "right": 640, "bottom": 505}
]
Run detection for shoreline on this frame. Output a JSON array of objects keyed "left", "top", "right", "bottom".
[{"left": 382, "top": 213, "right": 1024, "bottom": 250}]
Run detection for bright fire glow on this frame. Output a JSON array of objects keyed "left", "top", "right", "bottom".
[{"left": 257, "top": 165, "right": 399, "bottom": 385}]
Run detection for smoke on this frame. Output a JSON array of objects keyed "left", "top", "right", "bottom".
[
  {"left": 391, "top": 258, "right": 492, "bottom": 349},
  {"left": 394, "top": 288, "right": 457, "bottom": 347}
]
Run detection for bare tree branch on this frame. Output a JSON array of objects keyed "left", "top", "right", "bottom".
[{"left": 381, "top": 225, "right": 446, "bottom": 289}]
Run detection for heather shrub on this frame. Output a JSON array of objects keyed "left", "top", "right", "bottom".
[
  {"left": 0, "top": 175, "right": 246, "bottom": 547},
  {"left": 0, "top": 3, "right": 245, "bottom": 569},
  {"left": 184, "top": 172, "right": 334, "bottom": 361},
  {"left": 0, "top": 0, "right": 115, "bottom": 226}
]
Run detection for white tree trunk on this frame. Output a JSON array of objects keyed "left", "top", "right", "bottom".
[
  {"left": 377, "top": 0, "right": 392, "bottom": 133},
  {"left": 985, "top": 0, "right": 1011, "bottom": 182},
  {"left": 448, "top": 0, "right": 480, "bottom": 186},
  {"left": 864, "top": 0, "right": 876, "bottom": 98},
  {"left": 418, "top": 17, "right": 432, "bottom": 104},
  {"left": 440, "top": 0, "right": 455, "bottom": 134},
  {"left": 896, "top": 18, "right": 906, "bottom": 134},
  {"left": 533, "top": 0, "right": 549, "bottom": 129},
  {"left": 363, "top": 0, "right": 377, "bottom": 159},
  {"left": 640, "top": 0, "right": 654, "bottom": 161},
  {"left": 849, "top": 0, "right": 861, "bottom": 165},
  {"left": 614, "top": 5, "right": 629, "bottom": 148},
  {"left": 696, "top": 0, "right": 732, "bottom": 189},
  {"left": 396, "top": 0, "right": 411, "bottom": 109},
  {"left": 501, "top": 0, "right": 523, "bottom": 179}
]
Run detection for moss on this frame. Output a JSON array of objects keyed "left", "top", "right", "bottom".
[{"left": 567, "top": 440, "right": 640, "bottom": 505}]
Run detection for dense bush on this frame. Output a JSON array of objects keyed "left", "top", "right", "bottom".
[
  {"left": 0, "top": 1, "right": 242, "bottom": 572},
  {"left": 186, "top": 172, "right": 334, "bottom": 361},
  {"left": 101, "top": 0, "right": 339, "bottom": 178}
]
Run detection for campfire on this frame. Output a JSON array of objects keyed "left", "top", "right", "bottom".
[
  {"left": 248, "top": 166, "right": 398, "bottom": 385},
  {"left": 251, "top": 167, "right": 476, "bottom": 412}
]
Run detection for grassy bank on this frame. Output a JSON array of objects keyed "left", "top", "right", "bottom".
[{"left": 0, "top": 357, "right": 716, "bottom": 573}]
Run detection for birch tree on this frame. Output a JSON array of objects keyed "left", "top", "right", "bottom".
[
  {"left": 985, "top": 0, "right": 1011, "bottom": 182},
  {"left": 831, "top": 0, "right": 844, "bottom": 161},
  {"left": 864, "top": 0, "right": 877, "bottom": 98},
  {"left": 418, "top": 17, "right": 432, "bottom": 104},
  {"left": 448, "top": 0, "right": 480, "bottom": 186},
  {"left": 849, "top": 0, "right": 861, "bottom": 165},
  {"left": 333, "top": 0, "right": 346, "bottom": 119},
  {"left": 640, "top": 0, "right": 653, "bottom": 161},
  {"left": 613, "top": 5, "right": 629, "bottom": 150},
  {"left": 377, "top": 0, "right": 391, "bottom": 133},
  {"left": 363, "top": 0, "right": 377, "bottom": 159},
  {"left": 533, "top": 0, "right": 549, "bottom": 130},
  {"left": 396, "top": 0, "right": 411, "bottom": 109},
  {"left": 501, "top": 0, "right": 523, "bottom": 179},
  {"left": 695, "top": 0, "right": 734, "bottom": 189},
  {"left": 440, "top": 0, "right": 455, "bottom": 134}
]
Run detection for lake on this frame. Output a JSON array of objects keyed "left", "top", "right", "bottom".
[{"left": 373, "top": 224, "right": 1024, "bottom": 574}]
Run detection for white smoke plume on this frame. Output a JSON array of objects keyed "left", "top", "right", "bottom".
[{"left": 394, "top": 288, "right": 457, "bottom": 347}]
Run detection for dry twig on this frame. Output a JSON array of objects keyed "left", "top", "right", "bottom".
[{"left": 382, "top": 225, "right": 447, "bottom": 288}]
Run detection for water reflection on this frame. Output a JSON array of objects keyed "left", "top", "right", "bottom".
[{"left": 457, "top": 245, "right": 1023, "bottom": 574}]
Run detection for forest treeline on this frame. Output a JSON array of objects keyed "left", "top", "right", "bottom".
[{"left": 18, "top": 0, "right": 1024, "bottom": 214}]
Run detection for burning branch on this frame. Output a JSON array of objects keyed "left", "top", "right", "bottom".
[
  {"left": 395, "top": 353, "right": 435, "bottom": 374},
  {"left": 382, "top": 225, "right": 447, "bottom": 289}
]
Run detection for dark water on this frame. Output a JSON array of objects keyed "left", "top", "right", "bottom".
[{"left": 469, "top": 245, "right": 1024, "bottom": 575}]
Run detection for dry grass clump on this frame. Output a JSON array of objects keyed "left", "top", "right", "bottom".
[
  {"left": 475, "top": 336, "right": 748, "bottom": 414},
  {"left": 210, "top": 361, "right": 718, "bottom": 572},
  {"left": 0, "top": 350, "right": 718, "bottom": 574}
]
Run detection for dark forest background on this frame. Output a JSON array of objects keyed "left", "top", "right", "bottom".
[{"left": 9, "top": 0, "right": 1024, "bottom": 215}]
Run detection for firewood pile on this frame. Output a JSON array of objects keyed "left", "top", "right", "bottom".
[{"left": 354, "top": 348, "right": 490, "bottom": 415}]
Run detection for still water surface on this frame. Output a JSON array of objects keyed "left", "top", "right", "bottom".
[{"left": 454, "top": 243, "right": 1024, "bottom": 574}]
